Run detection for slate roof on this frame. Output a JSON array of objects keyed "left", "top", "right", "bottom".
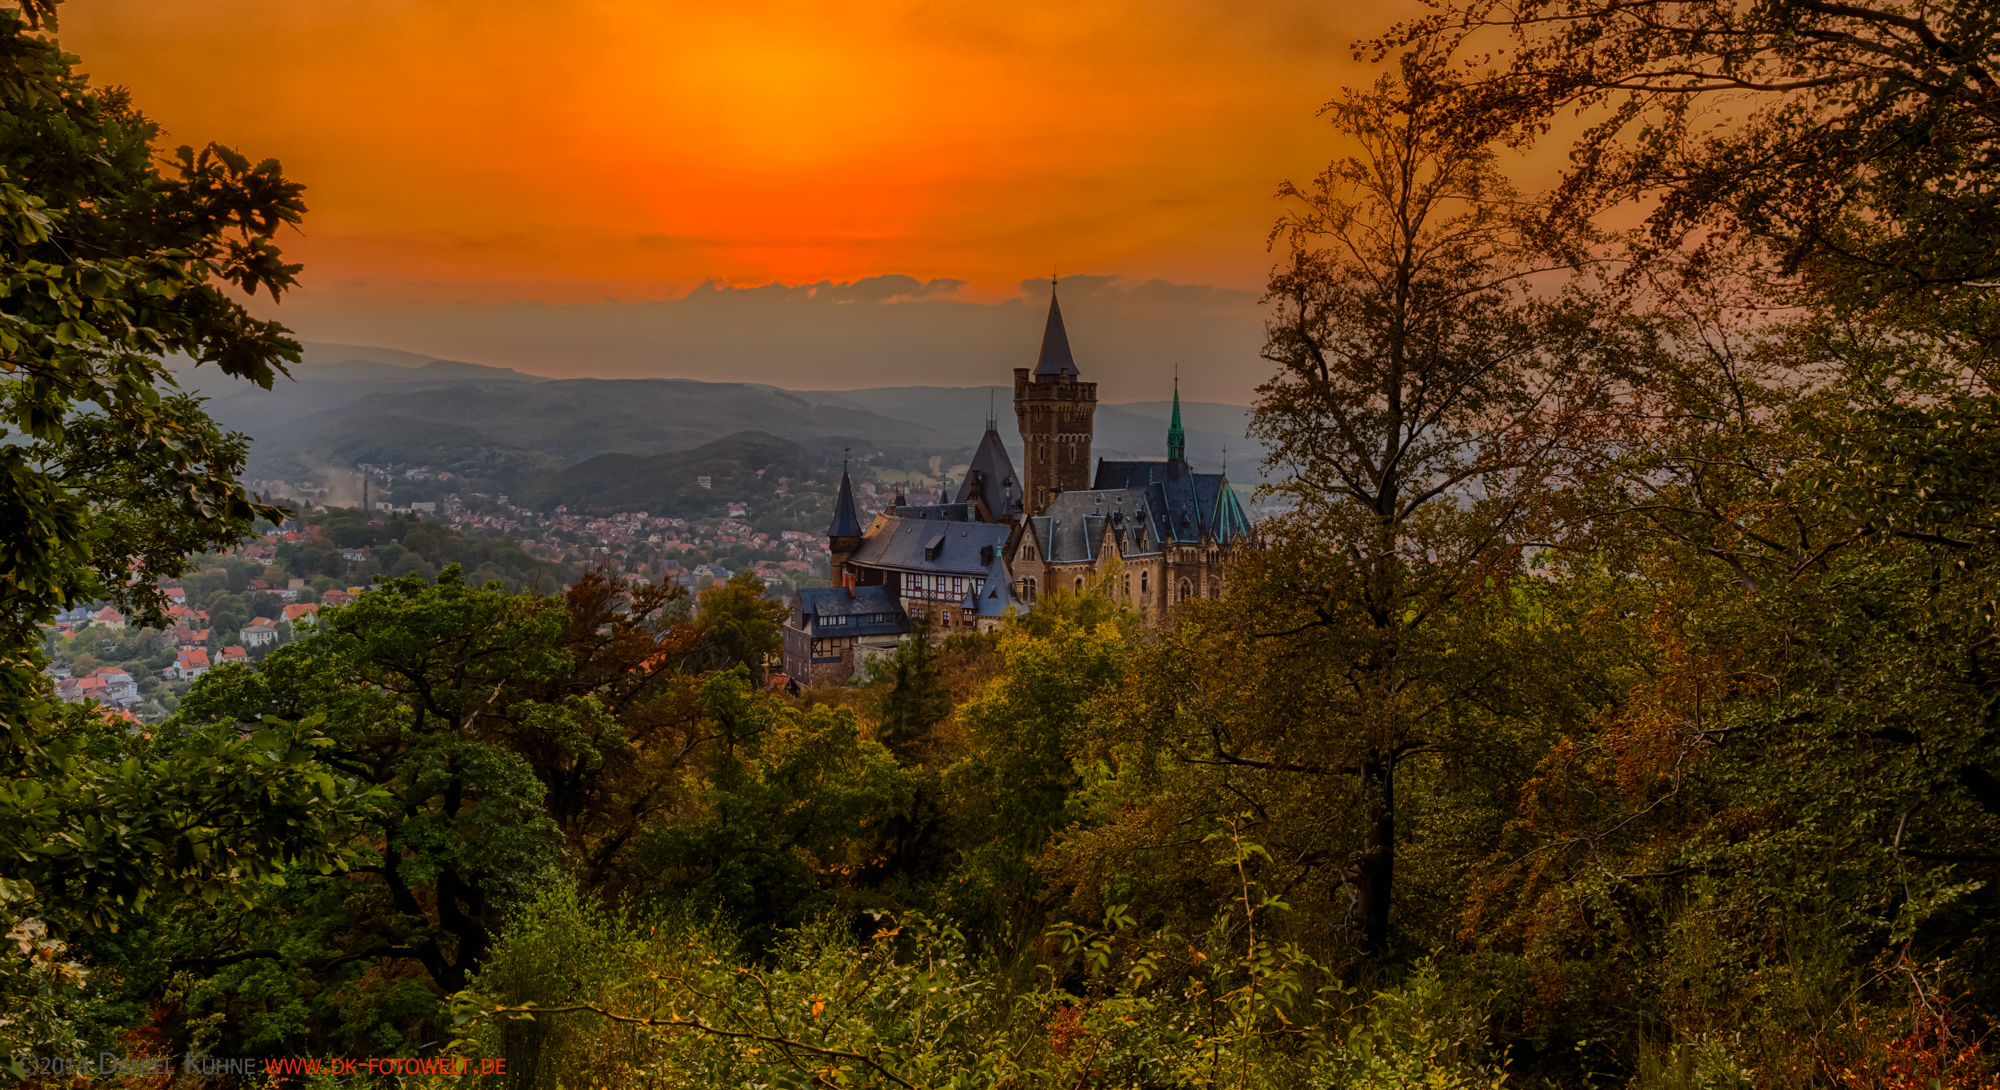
[
  {"left": 1092, "top": 458, "right": 1253, "bottom": 545},
  {"left": 970, "top": 541, "right": 1028, "bottom": 618},
  {"left": 1035, "top": 291, "right": 1079, "bottom": 379},
  {"left": 796, "top": 585, "right": 909, "bottom": 638},
  {"left": 1026, "top": 488, "right": 1159, "bottom": 564},
  {"left": 892, "top": 502, "right": 976, "bottom": 523},
  {"left": 826, "top": 470, "right": 866, "bottom": 538},
  {"left": 955, "top": 421, "right": 1022, "bottom": 521},
  {"left": 849, "top": 516, "right": 1014, "bottom": 576}
]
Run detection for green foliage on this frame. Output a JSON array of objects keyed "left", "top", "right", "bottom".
[
  {"left": 0, "top": 702, "right": 369, "bottom": 1052},
  {"left": 166, "top": 568, "right": 581, "bottom": 998},
  {"left": 941, "top": 613, "right": 1128, "bottom": 945},
  {"left": 685, "top": 570, "right": 787, "bottom": 684},
  {"left": 0, "top": 3, "right": 303, "bottom": 657},
  {"left": 454, "top": 837, "right": 1511, "bottom": 1090},
  {"left": 870, "top": 612, "right": 951, "bottom": 763},
  {"left": 639, "top": 670, "right": 916, "bottom": 930}
]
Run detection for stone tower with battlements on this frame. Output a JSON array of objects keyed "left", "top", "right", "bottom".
[{"left": 1013, "top": 285, "right": 1097, "bottom": 517}]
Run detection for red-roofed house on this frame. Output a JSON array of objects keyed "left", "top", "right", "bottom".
[
  {"left": 218, "top": 645, "right": 249, "bottom": 665},
  {"left": 165, "top": 648, "right": 209, "bottom": 680},
  {"left": 240, "top": 617, "right": 279, "bottom": 649},
  {"left": 91, "top": 667, "right": 138, "bottom": 703},
  {"left": 283, "top": 603, "right": 319, "bottom": 629},
  {"left": 90, "top": 606, "right": 126, "bottom": 631}
]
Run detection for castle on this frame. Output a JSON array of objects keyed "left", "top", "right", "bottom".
[{"left": 781, "top": 286, "right": 1253, "bottom": 687}]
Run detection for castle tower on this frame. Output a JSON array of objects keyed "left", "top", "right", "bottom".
[
  {"left": 826, "top": 457, "right": 865, "bottom": 579},
  {"left": 1013, "top": 284, "right": 1097, "bottom": 516},
  {"left": 1167, "top": 375, "right": 1186, "bottom": 462}
]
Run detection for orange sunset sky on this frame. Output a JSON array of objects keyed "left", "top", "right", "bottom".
[{"left": 65, "top": 0, "right": 1418, "bottom": 400}]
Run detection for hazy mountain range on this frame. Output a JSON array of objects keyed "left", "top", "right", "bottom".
[{"left": 170, "top": 342, "right": 1269, "bottom": 505}]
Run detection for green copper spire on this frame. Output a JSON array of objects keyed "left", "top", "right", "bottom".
[{"left": 1166, "top": 374, "right": 1186, "bottom": 461}]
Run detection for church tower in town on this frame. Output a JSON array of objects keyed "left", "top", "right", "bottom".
[{"left": 1013, "top": 283, "right": 1097, "bottom": 517}]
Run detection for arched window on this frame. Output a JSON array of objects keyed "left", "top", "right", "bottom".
[
  {"left": 1122, "top": 573, "right": 1131, "bottom": 598},
  {"left": 1075, "top": 577, "right": 1084, "bottom": 593},
  {"left": 1140, "top": 571, "right": 1148, "bottom": 596},
  {"left": 1178, "top": 578, "right": 1192, "bottom": 602}
]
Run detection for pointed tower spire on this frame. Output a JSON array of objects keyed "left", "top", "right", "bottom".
[
  {"left": 1167, "top": 371, "right": 1186, "bottom": 462},
  {"left": 826, "top": 451, "right": 864, "bottom": 539},
  {"left": 1035, "top": 280, "right": 1078, "bottom": 379},
  {"left": 1016, "top": 274, "right": 1096, "bottom": 516}
]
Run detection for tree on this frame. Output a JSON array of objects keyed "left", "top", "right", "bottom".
[
  {"left": 147, "top": 567, "right": 767, "bottom": 1053},
  {"left": 168, "top": 569, "right": 587, "bottom": 997},
  {"left": 942, "top": 611, "right": 1128, "bottom": 948},
  {"left": 1243, "top": 56, "right": 1631, "bottom": 953},
  {"left": 639, "top": 671, "right": 916, "bottom": 931},
  {"left": 0, "top": 0, "right": 301, "bottom": 657},
  {"left": 519, "top": 570, "right": 712, "bottom": 890},
  {"left": 1404, "top": 0, "right": 2000, "bottom": 333},
  {"left": 686, "top": 570, "right": 786, "bottom": 684},
  {"left": 0, "top": 0, "right": 357, "bottom": 982},
  {"left": 871, "top": 612, "right": 951, "bottom": 763}
]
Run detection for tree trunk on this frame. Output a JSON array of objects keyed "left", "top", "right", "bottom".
[{"left": 1358, "top": 755, "right": 1395, "bottom": 952}]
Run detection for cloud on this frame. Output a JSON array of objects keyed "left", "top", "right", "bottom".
[{"left": 267, "top": 274, "right": 1271, "bottom": 403}]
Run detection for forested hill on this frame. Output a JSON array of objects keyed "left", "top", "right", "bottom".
[
  {"left": 235, "top": 375, "right": 958, "bottom": 489},
  {"left": 512, "top": 431, "right": 818, "bottom": 518},
  {"left": 200, "top": 343, "right": 1264, "bottom": 495}
]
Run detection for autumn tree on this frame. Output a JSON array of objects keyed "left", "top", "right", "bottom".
[
  {"left": 1401, "top": 1, "right": 1994, "bottom": 302},
  {"left": 1235, "top": 53, "right": 1635, "bottom": 954}
]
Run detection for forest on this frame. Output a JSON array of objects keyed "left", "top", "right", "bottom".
[{"left": 5, "top": 0, "right": 2000, "bottom": 1086}]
